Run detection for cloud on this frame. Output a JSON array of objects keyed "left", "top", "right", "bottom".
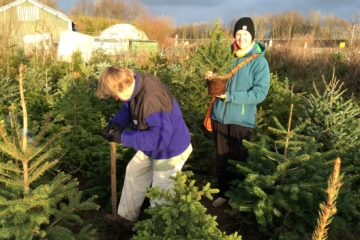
[
  {"left": 140, "top": 0, "right": 219, "bottom": 7},
  {"left": 58, "top": 0, "right": 360, "bottom": 26}
]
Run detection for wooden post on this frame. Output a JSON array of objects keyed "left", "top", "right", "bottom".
[{"left": 110, "top": 142, "right": 117, "bottom": 217}]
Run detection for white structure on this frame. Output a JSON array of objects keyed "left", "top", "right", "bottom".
[
  {"left": 93, "top": 23, "right": 148, "bottom": 55},
  {"left": 99, "top": 23, "right": 148, "bottom": 40},
  {"left": 56, "top": 24, "right": 150, "bottom": 61},
  {"left": 57, "top": 30, "right": 94, "bottom": 62},
  {"left": 23, "top": 33, "right": 52, "bottom": 55}
]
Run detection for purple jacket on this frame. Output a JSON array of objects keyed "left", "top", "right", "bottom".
[{"left": 111, "top": 72, "right": 191, "bottom": 159}]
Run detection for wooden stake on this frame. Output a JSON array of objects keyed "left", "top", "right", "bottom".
[
  {"left": 110, "top": 141, "right": 117, "bottom": 217},
  {"left": 284, "top": 104, "right": 294, "bottom": 157}
]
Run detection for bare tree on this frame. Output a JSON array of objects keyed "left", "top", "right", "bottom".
[
  {"left": 112, "top": 0, "right": 126, "bottom": 20},
  {"left": 307, "top": 10, "right": 322, "bottom": 38},
  {"left": 269, "top": 14, "right": 283, "bottom": 39},
  {"left": 323, "top": 13, "right": 349, "bottom": 39},
  {"left": 176, "top": 23, "right": 189, "bottom": 39},
  {"left": 349, "top": 11, "right": 359, "bottom": 46},
  {"left": 199, "top": 22, "right": 212, "bottom": 39},
  {"left": 350, "top": 10, "right": 360, "bottom": 24},
  {"left": 283, "top": 11, "right": 296, "bottom": 40},
  {"left": 71, "top": 0, "right": 95, "bottom": 16},
  {"left": 134, "top": 13, "right": 175, "bottom": 47},
  {"left": 93, "top": 0, "right": 126, "bottom": 20},
  {"left": 175, "top": 21, "right": 222, "bottom": 40},
  {"left": 228, "top": 17, "right": 239, "bottom": 34},
  {"left": 124, "top": 0, "right": 147, "bottom": 22},
  {"left": 268, "top": 11, "right": 308, "bottom": 39},
  {"left": 253, "top": 14, "right": 269, "bottom": 40}
]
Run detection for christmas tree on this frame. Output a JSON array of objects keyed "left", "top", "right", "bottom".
[
  {"left": 227, "top": 104, "right": 335, "bottom": 239},
  {"left": 190, "top": 19, "right": 233, "bottom": 77},
  {"left": 132, "top": 171, "right": 241, "bottom": 240},
  {"left": 298, "top": 71, "right": 360, "bottom": 237},
  {"left": 299, "top": 70, "right": 360, "bottom": 152},
  {"left": 0, "top": 64, "right": 99, "bottom": 239}
]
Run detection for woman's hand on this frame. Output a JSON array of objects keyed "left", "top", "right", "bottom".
[{"left": 205, "top": 71, "right": 215, "bottom": 79}]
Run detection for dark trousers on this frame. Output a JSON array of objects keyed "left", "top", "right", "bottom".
[{"left": 212, "top": 120, "right": 253, "bottom": 198}]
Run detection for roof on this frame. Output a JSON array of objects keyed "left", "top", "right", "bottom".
[
  {"left": 99, "top": 23, "right": 149, "bottom": 40},
  {"left": 0, "top": 0, "right": 72, "bottom": 23}
]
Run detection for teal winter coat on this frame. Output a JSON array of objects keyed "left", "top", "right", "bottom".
[{"left": 210, "top": 41, "right": 270, "bottom": 128}]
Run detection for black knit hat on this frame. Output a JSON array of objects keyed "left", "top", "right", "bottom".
[{"left": 233, "top": 17, "right": 255, "bottom": 40}]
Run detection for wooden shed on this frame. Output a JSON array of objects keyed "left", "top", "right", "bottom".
[{"left": 0, "top": 0, "right": 73, "bottom": 44}]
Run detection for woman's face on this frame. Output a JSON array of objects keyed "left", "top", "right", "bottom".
[
  {"left": 235, "top": 30, "right": 253, "bottom": 49},
  {"left": 115, "top": 80, "right": 135, "bottom": 101}
]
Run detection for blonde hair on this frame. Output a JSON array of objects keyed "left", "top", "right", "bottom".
[{"left": 96, "top": 66, "right": 135, "bottom": 98}]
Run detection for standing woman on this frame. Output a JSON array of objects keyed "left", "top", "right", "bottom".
[{"left": 206, "top": 17, "right": 270, "bottom": 207}]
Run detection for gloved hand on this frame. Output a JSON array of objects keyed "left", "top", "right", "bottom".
[
  {"left": 205, "top": 71, "right": 214, "bottom": 79},
  {"left": 205, "top": 71, "right": 215, "bottom": 87},
  {"left": 103, "top": 121, "right": 123, "bottom": 133},
  {"left": 216, "top": 94, "right": 226, "bottom": 99},
  {"left": 100, "top": 128, "right": 123, "bottom": 143}
]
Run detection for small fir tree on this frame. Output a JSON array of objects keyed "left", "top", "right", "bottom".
[
  {"left": 255, "top": 74, "right": 304, "bottom": 139},
  {"left": 0, "top": 69, "right": 17, "bottom": 115},
  {"left": 50, "top": 59, "right": 115, "bottom": 174},
  {"left": 297, "top": 71, "right": 360, "bottom": 237},
  {"left": 190, "top": 19, "right": 233, "bottom": 77},
  {"left": 132, "top": 171, "right": 241, "bottom": 240},
  {"left": 227, "top": 104, "right": 335, "bottom": 239},
  {"left": 0, "top": 64, "right": 99, "bottom": 240},
  {"left": 299, "top": 70, "right": 360, "bottom": 152}
]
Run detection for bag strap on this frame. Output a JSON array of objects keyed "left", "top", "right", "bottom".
[{"left": 226, "top": 53, "right": 260, "bottom": 79}]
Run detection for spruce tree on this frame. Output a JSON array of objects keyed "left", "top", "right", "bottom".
[
  {"left": 0, "top": 69, "right": 17, "bottom": 115},
  {"left": 132, "top": 171, "right": 241, "bottom": 240},
  {"left": 255, "top": 74, "right": 304, "bottom": 139},
  {"left": 50, "top": 60, "right": 117, "bottom": 174},
  {"left": 299, "top": 71, "right": 360, "bottom": 152},
  {"left": 190, "top": 19, "right": 233, "bottom": 77},
  {"left": 227, "top": 104, "right": 335, "bottom": 239},
  {"left": 0, "top": 64, "right": 99, "bottom": 240},
  {"left": 298, "top": 72, "right": 360, "bottom": 237}
]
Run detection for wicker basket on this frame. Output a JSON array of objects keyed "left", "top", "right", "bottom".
[{"left": 206, "top": 76, "right": 228, "bottom": 96}]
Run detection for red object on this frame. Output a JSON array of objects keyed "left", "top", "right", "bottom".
[{"left": 204, "top": 97, "right": 216, "bottom": 132}]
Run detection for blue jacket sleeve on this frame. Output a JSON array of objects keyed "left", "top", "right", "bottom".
[
  {"left": 120, "top": 111, "right": 172, "bottom": 152},
  {"left": 225, "top": 57, "right": 270, "bottom": 105},
  {"left": 112, "top": 101, "right": 131, "bottom": 128}
]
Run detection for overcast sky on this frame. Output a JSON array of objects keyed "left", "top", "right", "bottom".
[{"left": 58, "top": 0, "right": 359, "bottom": 26}]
